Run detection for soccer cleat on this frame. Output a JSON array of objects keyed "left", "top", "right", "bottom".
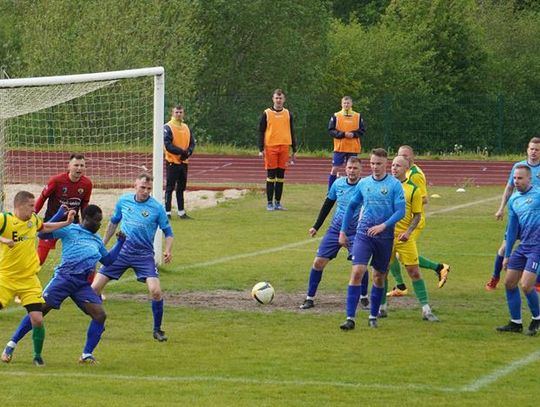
[
  {"left": 386, "top": 287, "right": 408, "bottom": 297},
  {"left": 422, "top": 310, "right": 439, "bottom": 322},
  {"left": 153, "top": 330, "right": 168, "bottom": 342},
  {"left": 33, "top": 356, "right": 45, "bottom": 367},
  {"left": 266, "top": 203, "right": 274, "bottom": 211},
  {"left": 368, "top": 318, "right": 378, "bottom": 328},
  {"left": 485, "top": 277, "right": 499, "bottom": 291},
  {"left": 340, "top": 319, "right": 355, "bottom": 331},
  {"left": 178, "top": 213, "right": 193, "bottom": 220},
  {"left": 360, "top": 296, "right": 369, "bottom": 309},
  {"left": 299, "top": 299, "right": 314, "bottom": 310},
  {"left": 496, "top": 321, "right": 523, "bottom": 333},
  {"left": 1, "top": 345, "right": 15, "bottom": 363},
  {"left": 273, "top": 202, "right": 286, "bottom": 211},
  {"left": 79, "top": 355, "right": 98, "bottom": 364},
  {"left": 526, "top": 319, "right": 540, "bottom": 336},
  {"left": 377, "top": 309, "right": 388, "bottom": 318},
  {"left": 438, "top": 264, "right": 451, "bottom": 288}
]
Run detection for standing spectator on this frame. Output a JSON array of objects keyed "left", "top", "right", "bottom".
[
  {"left": 164, "top": 104, "right": 195, "bottom": 220},
  {"left": 327, "top": 96, "right": 365, "bottom": 190},
  {"left": 258, "top": 89, "right": 297, "bottom": 211},
  {"left": 34, "top": 154, "right": 92, "bottom": 264},
  {"left": 338, "top": 149, "right": 405, "bottom": 330},
  {"left": 91, "top": 173, "right": 174, "bottom": 342},
  {"left": 496, "top": 165, "right": 540, "bottom": 336}
]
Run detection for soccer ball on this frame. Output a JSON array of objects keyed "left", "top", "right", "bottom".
[{"left": 251, "top": 282, "right": 275, "bottom": 304}]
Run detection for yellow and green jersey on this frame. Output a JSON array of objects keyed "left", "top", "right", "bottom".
[{"left": 395, "top": 178, "right": 424, "bottom": 235}]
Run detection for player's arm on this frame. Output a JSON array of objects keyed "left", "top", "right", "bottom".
[
  {"left": 339, "top": 192, "right": 362, "bottom": 245},
  {"left": 40, "top": 209, "right": 76, "bottom": 234},
  {"left": 186, "top": 128, "right": 196, "bottom": 158},
  {"left": 258, "top": 112, "right": 267, "bottom": 155},
  {"left": 503, "top": 209, "right": 519, "bottom": 270},
  {"left": 310, "top": 197, "right": 336, "bottom": 236},
  {"left": 34, "top": 177, "right": 57, "bottom": 213},
  {"left": 0, "top": 214, "right": 14, "bottom": 247},
  {"left": 399, "top": 213, "right": 421, "bottom": 242},
  {"left": 102, "top": 221, "right": 119, "bottom": 245},
  {"left": 328, "top": 115, "right": 344, "bottom": 139},
  {"left": 495, "top": 183, "right": 514, "bottom": 220},
  {"left": 163, "top": 235, "right": 173, "bottom": 264},
  {"left": 351, "top": 114, "right": 366, "bottom": 139},
  {"left": 289, "top": 112, "right": 297, "bottom": 158},
  {"left": 100, "top": 232, "right": 126, "bottom": 266}
]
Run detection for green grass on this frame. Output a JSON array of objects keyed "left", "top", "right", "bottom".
[{"left": 1, "top": 184, "right": 537, "bottom": 406}]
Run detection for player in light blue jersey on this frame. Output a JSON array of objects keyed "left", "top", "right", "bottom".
[
  {"left": 2, "top": 205, "right": 125, "bottom": 364},
  {"left": 496, "top": 165, "right": 540, "bottom": 336},
  {"left": 299, "top": 157, "right": 369, "bottom": 310},
  {"left": 91, "top": 173, "right": 174, "bottom": 342},
  {"left": 487, "top": 136, "right": 540, "bottom": 291},
  {"left": 339, "top": 148, "right": 405, "bottom": 330}
]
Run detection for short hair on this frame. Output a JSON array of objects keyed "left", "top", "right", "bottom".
[
  {"left": 82, "top": 204, "right": 103, "bottom": 219},
  {"left": 13, "top": 190, "right": 34, "bottom": 207},
  {"left": 398, "top": 145, "right": 414, "bottom": 155},
  {"left": 137, "top": 172, "right": 153, "bottom": 182},
  {"left": 371, "top": 148, "right": 388, "bottom": 158},
  {"left": 70, "top": 153, "right": 85, "bottom": 161},
  {"left": 529, "top": 136, "right": 540, "bottom": 145},
  {"left": 515, "top": 164, "right": 532, "bottom": 175},
  {"left": 272, "top": 88, "right": 285, "bottom": 97},
  {"left": 173, "top": 104, "right": 184, "bottom": 111},
  {"left": 347, "top": 156, "right": 361, "bottom": 166},
  {"left": 342, "top": 96, "right": 353, "bottom": 102}
]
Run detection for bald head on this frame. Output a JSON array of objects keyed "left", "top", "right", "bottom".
[{"left": 391, "top": 155, "right": 410, "bottom": 180}]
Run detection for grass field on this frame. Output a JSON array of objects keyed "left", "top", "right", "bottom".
[{"left": 1, "top": 183, "right": 538, "bottom": 406}]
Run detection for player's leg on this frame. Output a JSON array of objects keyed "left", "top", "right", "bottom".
[
  {"left": 341, "top": 264, "right": 367, "bottom": 331},
  {"left": 366, "top": 239, "right": 394, "bottom": 328},
  {"left": 519, "top": 255, "right": 540, "bottom": 336},
  {"left": 273, "top": 145, "right": 289, "bottom": 210},
  {"left": 496, "top": 257, "right": 524, "bottom": 333},
  {"left": 359, "top": 270, "right": 370, "bottom": 309},
  {"left": 300, "top": 256, "right": 330, "bottom": 309},
  {"left": 176, "top": 163, "right": 190, "bottom": 218},
  {"left": 146, "top": 277, "right": 168, "bottom": 342},
  {"left": 387, "top": 258, "right": 409, "bottom": 297},
  {"left": 164, "top": 162, "right": 178, "bottom": 217},
  {"left": 264, "top": 146, "right": 278, "bottom": 210},
  {"left": 418, "top": 255, "right": 450, "bottom": 288},
  {"left": 486, "top": 240, "right": 505, "bottom": 291},
  {"left": 78, "top": 299, "right": 106, "bottom": 364}
]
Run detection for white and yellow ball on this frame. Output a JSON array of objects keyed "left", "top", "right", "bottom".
[{"left": 251, "top": 282, "right": 275, "bottom": 304}]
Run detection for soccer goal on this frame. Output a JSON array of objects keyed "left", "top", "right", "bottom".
[{"left": 0, "top": 67, "right": 165, "bottom": 260}]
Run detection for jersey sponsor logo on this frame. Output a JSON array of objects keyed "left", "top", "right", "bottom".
[
  {"left": 60, "top": 197, "right": 82, "bottom": 209},
  {"left": 11, "top": 231, "right": 30, "bottom": 242}
]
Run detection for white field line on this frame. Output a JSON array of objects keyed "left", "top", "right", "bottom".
[{"left": 191, "top": 162, "right": 233, "bottom": 176}]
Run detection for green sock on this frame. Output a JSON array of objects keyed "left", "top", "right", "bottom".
[
  {"left": 412, "top": 279, "right": 429, "bottom": 306},
  {"left": 389, "top": 259, "right": 405, "bottom": 286},
  {"left": 32, "top": 324, "right": 45, "bottom": 358},
  {"left": 419, "top": 256, "right": 440, "bottom": 272},
  {"left": 381, "top": 278, "right": 388, "bottom": 306}
]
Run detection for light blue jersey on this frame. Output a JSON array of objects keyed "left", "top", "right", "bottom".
[
  {"left": 508, "top": 160, "right": 540, "bottom": 188},
  {"left": 328, "top": 177, "right": 361, "bottom": 233},
  {"left": 111, "top": 194, "right": 171, "bottom": 254},
  {"left": 51, "top": 224, "right": 108, "bottom": 276},
  {"left": 341, "top": 174, "right": 405, "bottom": 240},
  {"left": 505, "top": 187, "right": 540, "bottom": 256}
]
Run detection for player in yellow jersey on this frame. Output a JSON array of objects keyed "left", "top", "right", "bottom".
[
  {"left": 0, "top": 191, "right": 74, "bottom": 366},
  {"left": 379, "top": 156, "right": 438, "bottom": 321},
  {"left": 386, "top": 145, "right": 450, "bottom": 297}
]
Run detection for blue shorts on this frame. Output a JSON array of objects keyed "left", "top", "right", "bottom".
[
  {"left": 43, "top": 273, "right": 102, "bottom": 310},
  {"left": 332, "top": 152, "right": 358, "bottom": 167},
  {"left": 317, "top": 227, "right": 355, "bottom": 260},
  {"left": 507, "top": 244, "right": 540, "bottom": 275},
  {"left": 351, "top": 233, "right": 393, "bottom": 272},
  {"left": 99, "top": 251, "right": 159, "bottom": 282}
]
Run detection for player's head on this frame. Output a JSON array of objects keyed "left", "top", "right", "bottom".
[
  {"left": 172, "top": 104, "right": 184, "bottom": 121},
  {"left": 527, "top": 136, "right": 540, "bottom": 163},
  {"left": 341, "top": 96, "right": 353, "bottom": 112},
  {"left": 82, "top": 204, "right": 103, "bottom": 234},
  {"left": 272, "top": 89, "right": 286, "bottom": 109},
  {"left": 13, "top": 190, "right": 35, "bottom": 221},
  {"left": 345, "top": 156, "right": 361, "bottom": 182},
  {"left": 134, "top": 172, "right": 153, "bottom": 202},
  {"left": 513, "top": 165, "right": 532, "bottom": 193},
  {"left": 370, "top": 148, "right": 388, "bottom": 179},
  {"left": 391, "top": 155, "right": 410, "bottom": 180},
  {"left": 397, "top": 145, "right": 415, "bottom": 163},
  {"left": 68, "top": 154, "right": 86, "bottom": 182}
]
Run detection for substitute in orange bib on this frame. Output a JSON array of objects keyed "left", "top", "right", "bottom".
[
  {"left": 258, "top": 89, "right": 297, "bottom": 211},
  {"left": 328, "top": 96, "right": 365, "bottom": 190},
  {"left": 164, "top": 104, "right": 196, "bottom": 220}
]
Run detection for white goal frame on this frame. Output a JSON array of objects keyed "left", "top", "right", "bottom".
[{"left": 0, "top": 67, "right": 166, "bottom": 263}]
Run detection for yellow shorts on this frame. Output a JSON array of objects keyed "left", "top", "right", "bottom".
[
  {"left": 0, "top": 274, "right": 44, "bottom": 309},
  {"left": 392, "top": 236, "right": 419, "bottom": 266}
]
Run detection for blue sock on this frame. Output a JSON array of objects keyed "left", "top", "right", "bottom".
[
  {"left": 328, "top": 174, "right": 337, "bottom": 190},
  {"left": 506, "top": 287, "right": 521, "bottom": 321},
  {"left": 370, "top": 285, "right": 384, "bottom": 318},
  {"left": 307, "top": 268, "right": 323, "bottom": 297},
  {"left": 152, "top": 299, "right": 164, "bottom": 332},
  {"left": 11, "top": 314, "right": 33, "bottom": 344},
  {"left": 360, "top": 272, "right": 369, "bottom": 297},
  {"left": 346, "top": 285, "right": 361, "bottom": 319},
  {"left": 492, "top": 254, "right": 504, "bottom": 279},
  {"left": 525, "top": 289, "right": 540, "bottom": 318},
  {"left": 83, "top": 320, "right": 105, "bottom": 354}
]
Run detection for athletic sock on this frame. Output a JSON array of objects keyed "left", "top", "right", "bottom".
[
  {"left": 307, "top": 268, "right": 323, "bottom": 298},
  {"left": 412, "top": 279, "right": 429, "bottom": 306},
  {"left": 83, "top": 320, "right": 105, "bottom": 354},
  {"left": 266, "top": 181, "right": 275, "bottom": 202},
  {"left": 524, "top": 289, "right": 540, "bottom": 318},
  {"left": 492, "top": 254, "right": 504, "bottom": 279},
  {"left": 380, "top": 278, "right": 388, "bottom": 306},
  {"left": 369, "top": 285, "right": 384, "bottom": 319},
  {"left": 274, "top": 181, "right": 284, "bottom": 202},
  {"left": 152, "top": 299, "right": 164, "bottom": 332},
  {"left": 419, "top": 256, "right": 439, "bottom": 272},
  {"left": 506, "top": 286, "right": 522, "bottom": 321},
  {"left": 346, "top": 285, "right": 361, "bottom": 319},
  {"left": 389, "top": 259, "right": 405, "bottom": 286},
  {"left": 12, "top": 314, "right": 33, "bottom": 343},
  {"left": 360, "top": 271, "right": 369, "bottom": 297},
  {"left": 32, "top": 324, "right": 45, "bottom": 359},
  {"left": 328, "top": 174, "right": 337, "bottom": 190}
]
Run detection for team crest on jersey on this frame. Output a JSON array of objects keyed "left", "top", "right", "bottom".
[
  {"left": 27, "top": 221, "right": 33, "bottom": 228},
  {"left": 380, "top": 188, "right": 389, "bottom": 195},
  {"left": 141, "top": 210, "right": 150, "bottom": 218},
  {"left": 78, "top": 188, "right": 84, "bottom": 195},
  {"left": 62, "top": 186, "right": 68, "bottom": 194},
  {"left": 526, "top": 198, "right": 533, "bottom": 204}
]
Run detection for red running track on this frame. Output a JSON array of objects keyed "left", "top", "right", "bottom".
[{"left": 5, "top": 151, "right": 513, "bottom": 188}]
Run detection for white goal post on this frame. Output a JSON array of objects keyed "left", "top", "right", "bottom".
[{"left": 0, "top": 67, "right": 166, "bottom": 263}]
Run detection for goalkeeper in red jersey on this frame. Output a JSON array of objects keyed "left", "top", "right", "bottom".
[{"left": 34, "top": 154, "right": 92, "bottom": 265}]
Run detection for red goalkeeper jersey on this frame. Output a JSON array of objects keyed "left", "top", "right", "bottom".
[{"left": 34, "top": 172, "right": 93, "bottom": 222}]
